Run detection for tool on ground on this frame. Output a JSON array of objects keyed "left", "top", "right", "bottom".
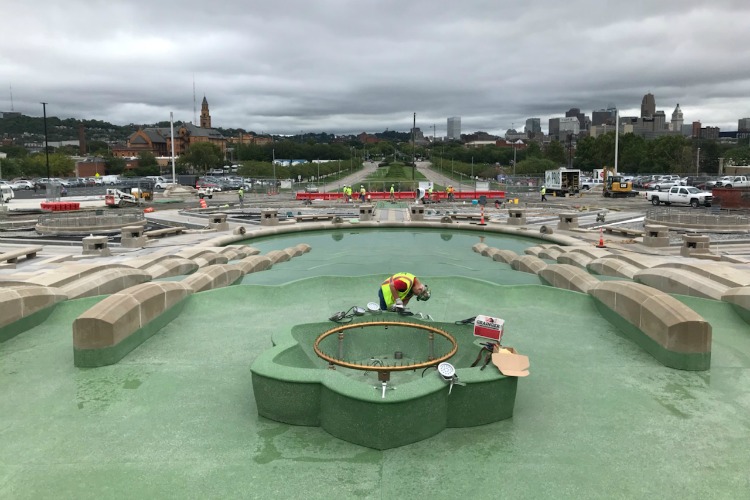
[{"left": 471, "top": 341, "right": 500, "bottom": 370}]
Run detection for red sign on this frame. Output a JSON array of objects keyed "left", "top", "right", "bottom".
[{"left": 473, "top": 315, "right": 504, "bottom": 341}]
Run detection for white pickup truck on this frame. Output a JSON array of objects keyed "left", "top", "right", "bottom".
[
  {"left": 646, "top": 186, "right": 712, "bottom": 208},
  {"left": 715, "top": 175, "right": 750, "bottom": 188}
]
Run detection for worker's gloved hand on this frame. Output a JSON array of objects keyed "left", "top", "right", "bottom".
[{"left": 391, "top": 299, "right": 404, "bottom": 311}]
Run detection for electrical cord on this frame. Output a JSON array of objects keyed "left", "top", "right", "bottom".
[
  {"left": 455, "top": 316, "right": 476, "bottom": 325},
  {"left": 329, "top": 306, "right": 366, "bottom": 323}
]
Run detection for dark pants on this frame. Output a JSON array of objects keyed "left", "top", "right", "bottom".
[{"left": 378, "top": 289, "right": 388, "bottom": 310}]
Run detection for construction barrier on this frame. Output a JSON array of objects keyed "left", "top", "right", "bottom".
[
  {"left": 295, "top": 190, "right": 506, "bottom": 202},
  {"left": 40, "top": 202, "right": 81, "bottom": 212}
]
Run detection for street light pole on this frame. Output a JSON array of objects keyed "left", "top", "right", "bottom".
[
  {"left": 696, "top": 147, "right": 701, "bottom": 174},
  {"left": 41, "top": 102, "right": 50, "bottom": 182},
  {"left": 512, "top": 142, "right": 517, "bottom": 178}
]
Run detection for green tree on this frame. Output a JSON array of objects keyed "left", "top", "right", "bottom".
[
  {"left": 177, "top": 143, "right": 223, "bottom": 174},
  {"left": 0, "top": 145, "right": 29, "bottom": 158},
  {"left": 724, "top": 146, "right": 750, "bottom": 167},
  {"left": 514, "top": 157, "right": 556, "bottom": 175},
  {"left": 544, "top": 140, "right": 567, "bottom": 164},
  {"left": 105, "top": 155, "right": 126, "bottom": 175}
]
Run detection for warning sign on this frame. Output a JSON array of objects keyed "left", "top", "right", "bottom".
[{"left": 473, "top": 315, "right": 504, "bottom": 341}]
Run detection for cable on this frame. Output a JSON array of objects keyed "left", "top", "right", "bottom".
[{"left": 455, "top": 316, "right": 476, "bottom": 325}]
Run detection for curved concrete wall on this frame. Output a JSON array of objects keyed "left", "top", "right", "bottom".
[
  {"left": 511, "top": 255, "right": 548, "bottom": 274},
  {"left": 236, "top": 255, "right": 273, "bottom": 274},
  {"left": 265, "top": 249, "right": 292, "bottom": 264},
  {"left": 523, "top": 246, "right": 544, "bottom": 257},
  {"left": 145, "top": 257, "right": 199, "bottom": 279},
  {"left": 557, "top": 252, "right": 593, "bottom": 270},
  {"left": 492, "top": 249, "right": 518, "bottom": 264},
  {"left": 24, "top": 263, "right": 131, "bottom": 287},
  {"left": 291, "top": 243, "right": 312, "bottom": 257},
  {"left": 60, "top": 268, "right": 153, "bottom": 299},
  {"left": 722, "top": 287, "right": 750, "bottom": 324},
  {"left": 73, "top": 281, "right": 192, "bottom": 367},
  {"left": 538, "top": 264, "right": 600, "bottom": 293},
  {"left": 634, "top": 268, "right": 729, "bottom": 300},
  {"left": 587, "top": 258, "right": 639, "bottom": 279},
  {"left": 0, "top": 286, "right": 68, "bottom": 342},
  {"left": 652, "top": 262, "right": 750, "bottom": 288},
  {"left": 538, "top": 247, "right": 563, "bottom": 260},
  {"left": 589, "top": 281, "right": 711, "bottom": 370},
  {"left": 181, "top": 264, "right": 245, "bottom": 293},
  {"left": 472, "top": 243, "right": 489, "bottom": 255}
]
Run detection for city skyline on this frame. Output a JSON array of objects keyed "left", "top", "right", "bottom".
[{"left": 3, "top": 1, "right": 750, "bottom": 135}]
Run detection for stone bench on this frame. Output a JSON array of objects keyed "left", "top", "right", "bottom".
[
  {"left": 538, "top": 263, "right": 601, "bottom": 293},
  {"left": 589, "top": 281, "right": 712, "bottom": 370},
  {"left": 0, "top": 246, "right": 44, "bottom": 265},
  {"left": 603, "top": 227, "right": 644, "bottom": 237},
  {"left": 451, "top": 213, "right": 483, "bottom": 221},
  {"left": 0, "top": 286, "right": 68, "bottom": 342},
  {"left": 73, "top": 281, "right": 192, "bottom": 367},
  {"left": 144, "top": 226, "right": 185, "bottom": 238},
  {"left": 295, "top": 214, "right": 335, "bottom": 223}
]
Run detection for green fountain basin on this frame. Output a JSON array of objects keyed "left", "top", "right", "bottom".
[{"left": 250, "top": 317, "right": 518, "bottom": 450}]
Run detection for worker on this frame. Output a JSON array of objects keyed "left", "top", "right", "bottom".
[
  {"left": 347, "top": 185, "right": 353, "bottom": 202},
  {"left": 541, "top": 185, "right": 547, "bottom": 202},
  {"left": 428, "top": 185, "right": 434, "bottom": 202},
  {"left": 389, "top": 184, "right": 395, "bottom": 202},
  {"left": 360, "top": 185, "right": 366, "bottom": 202},
  {"left": 238, "top": 187, "right": 244, "bottom": 208},
  {"left": 342, "top": 185, "right": 348, "bottom": 203},
  {"left": 378, "top": 272, "right": 430, "bottom": 311}
]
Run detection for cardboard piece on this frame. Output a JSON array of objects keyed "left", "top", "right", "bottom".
[
  {"left": 491, "top": 347, "right": 530, "bottom": 377},
  {"left": 473, "top": 315, "right": 504, "bottom": 341}
]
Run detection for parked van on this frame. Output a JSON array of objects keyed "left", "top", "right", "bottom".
[
  {"left": 100, "top": 175, "right": 120, "bottom": 185},
  {"left": 1, "top": 183, "right": 14, "bottom": 203}
]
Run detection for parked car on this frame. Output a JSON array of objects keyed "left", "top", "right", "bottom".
[
  {"left": 11, "top": 179, "right": 36, "bottom": 190},
  {"left": 680, "top": 176, "right": 714, "bottom": 188},
  {"left": 651, "top": 178, "right": 681, "bottom": 191},
  {"left": 305, "top": 184, "right": 319, "bottom": 193}
]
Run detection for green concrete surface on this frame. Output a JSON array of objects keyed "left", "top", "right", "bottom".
[{"left": 2, "top": 230, "right": 750, "bottom": 498}]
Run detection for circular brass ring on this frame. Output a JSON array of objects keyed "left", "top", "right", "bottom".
[{"left": 313, "top": 320, "right": 457, "bottom": 372}]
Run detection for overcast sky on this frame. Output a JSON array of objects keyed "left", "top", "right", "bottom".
[{"left": 3, "top": 0, "right": 750, "bottom": 136}]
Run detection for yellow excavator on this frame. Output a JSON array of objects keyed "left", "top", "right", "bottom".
[{"left": 602, "top": 170, "right": 637, "bottom": 198}]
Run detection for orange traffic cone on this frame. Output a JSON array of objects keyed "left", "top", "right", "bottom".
[
  {"left": 596, "top": 227, "right": 606, "bottom": 248},
  {"left": 479, "top": 204, "right": 486, "bottom": 225},
  {"left": 199, "top": 198, "right": 207, "bottom": 209}
]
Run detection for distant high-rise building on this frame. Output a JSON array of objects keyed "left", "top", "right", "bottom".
[
  {"left": 548, "top": 118, "right": 560, "bottom": 138},
  {"left": 739, "top": 118, "right": 750, "bottom": 132},
  {"left": 565, "top": 108, "right": 589, "bottom": 130},
  {"left": 670, "top": 104, "right": 684, "bottom": 132},
  {"left": 559, "top": 117, "right": 580, "bottom": 135},
  {"left": 592, "top": 109, "right": 612, "bottom": 126},
  {"left": 525, "top": 118, "right": 541, "bottom": 135},
  {"left": 447, "top": 117, "right": 461, "bottom": 140},
  {"left": 641, "top": 93, "right": 656, "bottom": 118}
]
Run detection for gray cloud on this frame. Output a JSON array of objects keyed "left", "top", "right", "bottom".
[{"left": 3, "top": 0, "right": 750, "bottom": 135}]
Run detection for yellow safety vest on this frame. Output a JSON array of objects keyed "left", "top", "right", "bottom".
[{"left": 380, "top": 272, "right": 416, "bottom": 306}]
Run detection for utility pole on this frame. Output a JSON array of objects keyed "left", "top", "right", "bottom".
[
  {"left": 696, "top": 147, "right": 701, "bottom": 174},
  {"left": 412, "top": 112, "right": 416, "bottom": 180},
  {"left": 41, "top": 102, "right": 50, "bottom": 185}
]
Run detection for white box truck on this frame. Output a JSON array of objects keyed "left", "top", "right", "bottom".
[{"left": 544, "top": 168, "right": 581, "bottom": 196}]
